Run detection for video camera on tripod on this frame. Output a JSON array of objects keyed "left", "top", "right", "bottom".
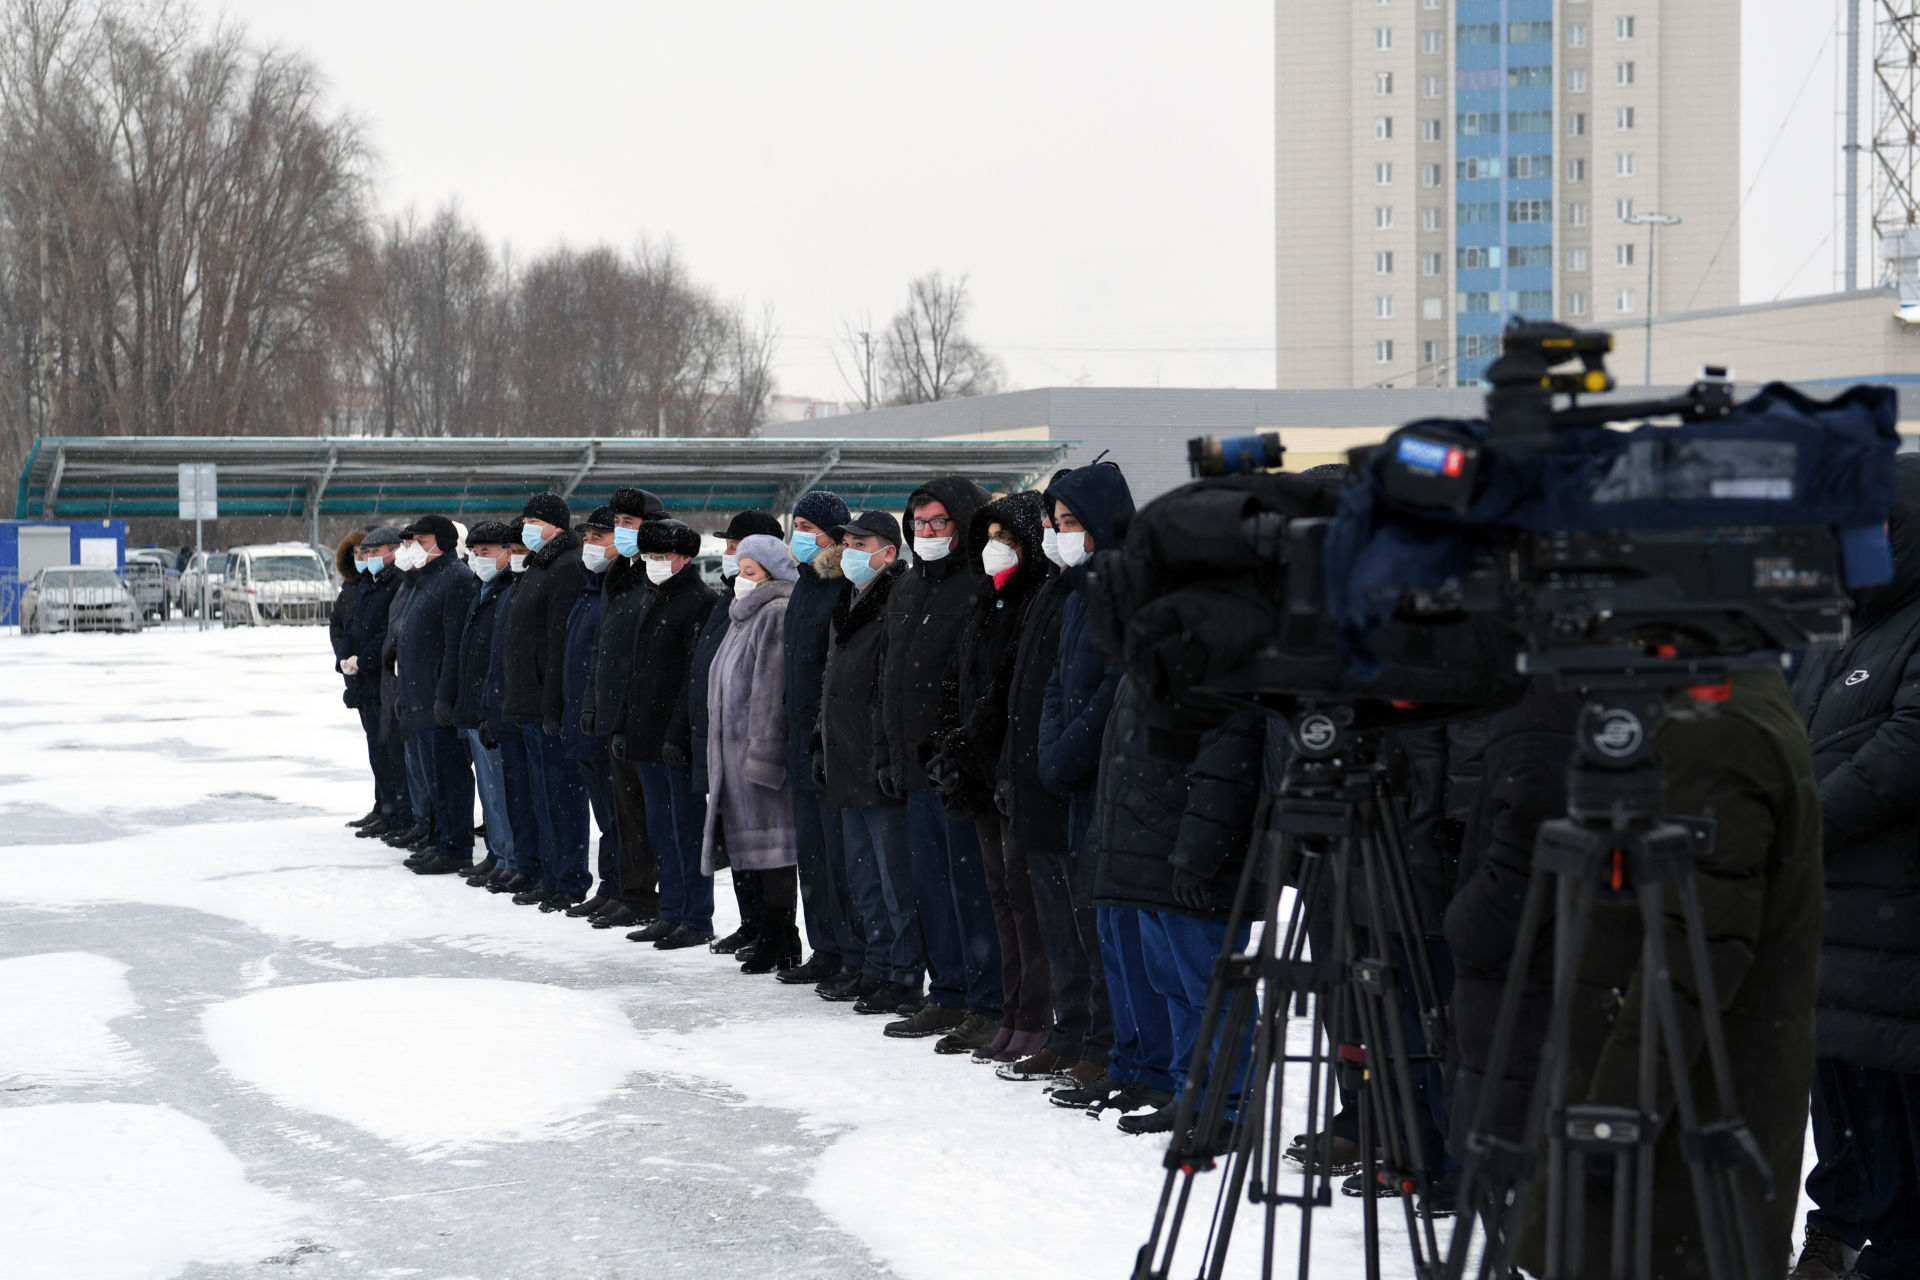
[{"left": 1108, "top": 322, "right": 1900, "bottom": 1280}]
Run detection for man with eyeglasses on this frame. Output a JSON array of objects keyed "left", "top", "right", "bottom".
[{"left": 876, "top": 475, "right": 1006, "bottom": 1056}]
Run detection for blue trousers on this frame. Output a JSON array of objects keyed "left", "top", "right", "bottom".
[
  {"left": 402, "top": 735, "right": 433, "bottom": 834},
  {"left": 465, "top": 730, "right": 512, "bottom": 866},
  {"left": 577, "top": 759, "right": 618, "bottom": 898},
  {"left": 1097, "top": 907, "right": 1176, "bottom": 1093},
  {"left": 522, "top": 725, "right": 590, "bottom": 899},
  {"left": 906, "top": 789, "right": 1003, "bottom": 1015},
  {"left": 1139, "top": 910, "right": 1255, "bottom": 1118},
  {"left": 637, "top": 762, "right": 712, "bottom": 931},
  {"left": 794, "top": 783, "right": 853, "bottom": 967},
  {"left": 360, "top": 704, "right": 408, "bottom": 820},
  {"left": 494, "top": 727, "right": 543, "bottom": 877},
  {"left": 416, "top": 726, "right": 473, "bottom": 858},
  {"left": 842, "top": 804, "right": 920, "bottom": 988}
]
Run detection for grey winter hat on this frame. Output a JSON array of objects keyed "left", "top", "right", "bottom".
[
  {"left": 361, "top": 525, "right": 404, "bottom": 548},
  {"left": 734, "top": 533, "right": 798, "bottom": 582}
]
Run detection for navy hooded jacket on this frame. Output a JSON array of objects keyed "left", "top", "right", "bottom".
[{"left": 1038, "top": 461, "right": 1136, "bottom": 853}]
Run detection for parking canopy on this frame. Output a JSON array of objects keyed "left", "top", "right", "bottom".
[{"left": 14, "top": 435, "right": 1071, "bottom": 522}]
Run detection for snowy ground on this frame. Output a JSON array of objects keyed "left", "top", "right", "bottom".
[{"left": 0, "top": 626, "right": 1803, "bottom": 1279}]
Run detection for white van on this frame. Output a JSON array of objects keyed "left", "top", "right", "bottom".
[{"left": 221, "top": 543, "right": 337, "bottom": 627}]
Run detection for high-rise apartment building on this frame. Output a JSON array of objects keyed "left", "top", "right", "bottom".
[{"left": 1275, "top": 0, "right": 1739, "bottom": 388}]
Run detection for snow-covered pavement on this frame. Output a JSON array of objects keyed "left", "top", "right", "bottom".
[{"left": 0, "top": 627, "right": 1415, "bottom": 1280}]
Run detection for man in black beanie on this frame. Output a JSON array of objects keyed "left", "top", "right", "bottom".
[
  {"left": 395, "top": 515, "right": 480, "bottom": 874},
  {"left": 502, "top": 491, "right": 590, "bottom": 909},
  {"left": 611, "top": 518, "right": 718, "bottom": 948},
  {"left": 586, "top": 485, "right": 669, "bottom": 927}
]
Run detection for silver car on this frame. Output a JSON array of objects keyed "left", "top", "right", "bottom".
[
  {"left": 222, "top": 545, "right": 338, "bottom": 626},
  {"left": 179, "top": 550, "right": 223, "bottom": 618},
  {"left": 19, "top": 567, "right": 142, "bottom": 634}
]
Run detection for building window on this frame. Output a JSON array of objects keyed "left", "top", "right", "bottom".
[
  {"left": 1457, "top": 111, "right": 1501, "bottom": 136},
  {"left": 1375, "top": 116, "right": 1394, "bottom": 140},
  {"left": 1376, "top": 205, "right": 1395, "bottom": 229},
  {"left": 1616, "top": 61, "right": 1635, "bottom": 85},
  {"left": 1509, "top": 198, "right": 1550, "bottom": 223},
  {"left": 1423, "top": 339, "right": 1442, "bottom": 365},
  {"left": 1422, "top": 162, "right": 1443, "bottom": 187},
  {"left": 1422, "top": 251, "right": 1442, "bottom": 275},
  {"left": 1568, "top": 68, "right": 1589, "bottom": 93},
  {"left": 1422, "top": 206, "right": 1443, "bottom": 231},
  {"left": 1423, "top": 29, "right": 1443, "bottom": 53},
  {"left": 1509, "top": 244, "right": 1551, "bottom": 268},
  {"left": 1423, "top": 118, "right": 1444, "bottom": 142},
  {"left": 1515, "top": 289, "right": 1553, "bottom": 313},
  {"left": 1377, "top": 71, "right": 1394, "bottom": 95},
  {"left": 1457, "top": 200, "right": 1501, "bottom": 224},
  {"left": 1458, "top": 245, "right": 1497, "bottom": 270},
  {"left": 1567, "top": 113, "right": 1587, "bottom": 136},
  {"left": 1376, "top": 250, "right": 1395, "bottom": 274},
  {"left": 1509, "top": 20, "right": 1552, "bottom": 43},
  {"left": 1457, "top": 22, "right": 1500, "bottom": 45},
  {"left": 1616, "top": 242, "right": 1636, "bottom": 266},
  {"left": 1616, "top": 15, "right": 1636, "bottom": 39},
  {"left": 1508, "top": 152, "right": 1552, "bottom": 179},
  {"left": 1567, "top": 291, "right": 1589, "bottom": 316},
  {"left": 1616, "top": 152, "right": 1636, "bottom": 176},
  {"left": 1567, "top": 246, "right": 1589, "bottom": 271},
  {"left": 1377, "top": 161, "right": 1394, "bottom": 184},
  {"left": 1616, "top": 289, "right": 1637, "bottom": 313},
  {"left": 1422, "top": 74, "right": 1442, "bottom": 98},
  {"left": 1616, "top": 197, "right": 1635, "bottom": 220},
  {"left": 1422, "top": 296, "right": 1444, "bottom": 320},
  {"left": 1508, "top": 109, "right": 1553, "bottom": 133},
  {"left": 1376, "top": 26, "right": 1394, "bottom": 49},
  {"left": 1423, "top": 0, "right": 1441, "bottom": 9},
  {"left": 1376, "top": 295, "right": 1396, "bottom": 319},
  {"left": 1376, "top": 339, "right": 1395, "bottom": 363},
  {"left": 1458, "top": 155, "right": 1502, "bottom": 181},
  {"left": 1458, "top": 291, "right": 1495, "bottom": 314},
  {"left": 1566, "top": 157, "right": 1587, "bottom": 181},
  {"left": 1617, "top": 106, "right": 1636, "bottom": 130},
  {"left": 1569, "top": 202, "right": 1590, "bottom": 227},
  {"left": 1569, "top": 22, "right": 1587, "bottom": 47},
  {"left": 1508, "top": 65, "right": 1552, "bottom": 90}
]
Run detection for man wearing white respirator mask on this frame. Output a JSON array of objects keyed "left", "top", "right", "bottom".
[
  {"left": 447, "top": 522, "right": 522, "bottom": 889},
  {"left": 553, "top": 507, "right": 624, "bottom": 923},
  {"left": 876, "top": 475, "right": 1008, "bottom": 1055},
  {"left": 343, "top": 526, "right": 412, "bottom": 841},
  {"left": 392, "top": 515, "right": 479, "bottom": 876}
]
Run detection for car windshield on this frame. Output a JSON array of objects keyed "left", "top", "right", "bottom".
[
  {"left": 44, "top": 570, "right": 122, "bottom": 589},
  {"left": 251, "top": 555, "right": 326, "bottom": 582}
]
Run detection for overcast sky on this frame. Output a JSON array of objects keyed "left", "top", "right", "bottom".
[{"left": 220, "top": 0, "right": 1851, "bottom": 400}]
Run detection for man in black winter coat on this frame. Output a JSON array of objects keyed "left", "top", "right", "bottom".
[
  {"left": 1065, "top": 676, "right": 1263, "bottom": 1135},
  {"left": 612, "top": 519, "right": 718, "bottom": 949},
  {"left": 342, "top": 527, "right": 410, "bottom": 837},
  {"left": 452, "top": 522, "right": 519, "bottom": 885},
  {"left": 779, "top": 490, "right": 857, "bottom": 989},
  {"left": 996, "top": 482, "right": 1111, "bottom": 1086},
  {"left": 1791, "top": 454, "right": 1920, "bottom": 1280},
  {"left": 501, "top": 491, "right": 589, "bottom": 908},
  {"left": 556, "top": 507, "right": 622, "bottom": 923},
  {"left": 393, "top": 516, "right": 478, "bottom": 872},
  {"left": 587, "top": 486, "right": 668, "bottom": 926},
  {"left": 668, "top": 509, "right": 784, "bottom": 951},
  {"left": 815, "top": 510, "right": 921, "bottom": 1014},
  {"left": 331, "top": 530, "right": 375, "bottom": 826},
  {"left": 879, "top": 474, "right": 1005, "bottom": 1053}
]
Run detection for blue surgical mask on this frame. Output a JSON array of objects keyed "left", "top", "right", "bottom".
[
  {"left": 843, "top": 547, "right": 879, "bottom": 588},
  {"left": 522, "top": 521, "right": 547, "bottom": 552},
  {"left": 356, "top": 558, "right": 372, "bottom": 574},
  {"left": 789, "top": 531, "right": 820, "bottom": 563},
  {"left": 613, "top": 526, "right": 639, "bottom": 558}
]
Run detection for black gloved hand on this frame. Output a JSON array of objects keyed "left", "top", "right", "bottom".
[
  {"left": 433, "top": 699, "right": 455, "bottom": 728},
  {"left": 811, "top": 754, "right": 828, "bottom": 790},
  {"left": 1170, "top": 868, "right": 1213, "bottom": 912},
  {"left": 478, "top": 724, "right": 498, "bottom": 750},
  {"left": 579, "top": 708, "right": 595, "bottom": 737},
  {"left": 610, "top": 734, "right": 629, "bottom": 762},
  {"left": 661, "top": 741, "right": 689, "bottom": 768},
  {"left": 993, "top": 779, "right": 1015, "bottom": 820},
  {"left": 342, "top": 686, "right": 358, "bottom": 710},
  {"left": 876, "top": 765, "right": 902, "bottom": 800},
  {"left": 542, "top": 715, "right": 562, "bottom": 739},
  {"left": 925, "top": 750, "right": 959, "bottom": 793}
]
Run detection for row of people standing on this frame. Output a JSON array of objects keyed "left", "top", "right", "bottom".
[{"left": 325, "top": 465, "right": 1265, "bottom": 1136}]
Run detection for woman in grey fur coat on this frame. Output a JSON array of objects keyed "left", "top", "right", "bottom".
[{"left": 700, "top": 533, "right": 803, "bottom": 972}]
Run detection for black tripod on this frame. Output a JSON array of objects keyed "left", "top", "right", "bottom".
[
  {"left": 1444, "top": 679, "right": 1776, "bottom": 1280},
  {"left": 1135, "top": 707, "right": 1452, "bottom": 1280}
]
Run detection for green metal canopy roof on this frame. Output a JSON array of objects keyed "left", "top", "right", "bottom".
[{"left": 14, "top": 434, "right": 1071, "bottom": 522}]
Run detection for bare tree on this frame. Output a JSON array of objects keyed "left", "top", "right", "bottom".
[
  {"left": 833, "top": 312, "right": 881, "bottom": 410},
  {"left": 708, "top": 302, "right": 777, "bottom": 437},
  {"left": 879, "top": 272, "right": 1000, "bottom": 405}
]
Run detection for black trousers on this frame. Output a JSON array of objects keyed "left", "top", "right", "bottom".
[
  {"left": 359, "top": 702, "right": 408, "bottom": 820},
  {"left": 606, "top": 755, "right": 660, "bottom": 915},
  {"left": 793, "top": 783, "right": 853, "bottom": 966},
  {"left": 417, "top": 725, "right": 473, "bottom": 857},
  {"left": 1028, "top": 845, "right": 1112, "bottom": 1066},
  {"left": 578, "top": 758, "right": 619, "bottom": 897},
  {"left": 1808, "top": 1057, "right": 1920, "bottom": 1277},
  {"left": 730, "top": 864, "right": 765, "bottom": 942}
]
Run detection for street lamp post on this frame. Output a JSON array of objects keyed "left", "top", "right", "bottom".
[{"left": 1621, "top": 211, "right": 1682, "bottom": 386}]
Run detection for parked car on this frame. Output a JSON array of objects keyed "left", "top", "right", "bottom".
[
  {"left": 124, "top": 549, "right": 178, "bottom": 620},
  {"left": 19, "top": 567, "right": 141, "bottom": 634},
  {"left": 179, "top": 550, "right": 223, "bottom": 618},
  {"left": 221, "top": 544, "right": 337, "bottom": 627}
]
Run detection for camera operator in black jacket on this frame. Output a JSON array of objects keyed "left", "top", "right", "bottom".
[{"left": 1789, "top": 454, "right": 1920, "bottom": 1280}]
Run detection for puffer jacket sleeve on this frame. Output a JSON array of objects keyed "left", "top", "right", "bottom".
[
  {"left": 1169, "top": 712, "right": 1265, "bottom": 879},
  {"left": 744, "top": 602, "right": 790, "bottom": 791},
  {"left": 1815, "top": 642, "right": 1920, "bottom": 845}
]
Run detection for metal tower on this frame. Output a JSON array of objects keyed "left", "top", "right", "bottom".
[{"left": 1871, "top": 0, "right": 1920, "bottom": 295}]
